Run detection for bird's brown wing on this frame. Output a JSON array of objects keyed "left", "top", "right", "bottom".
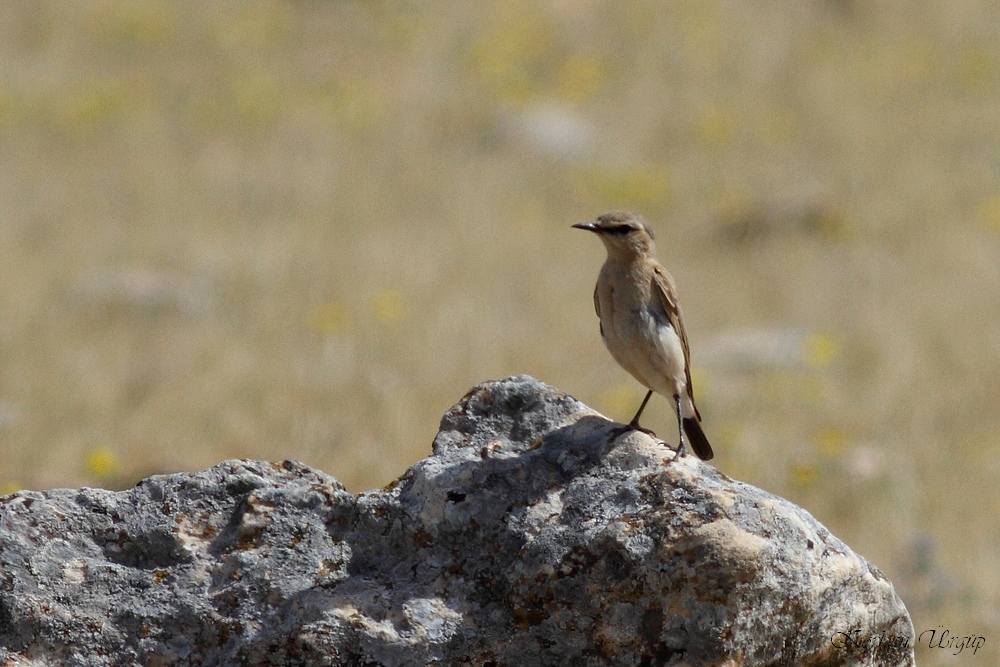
[
  {"left": 651, "top": 265, "right": 701, "bottom": 420},
  {"left": 592, "top": 282, "right": 604, "bottom": 337}
]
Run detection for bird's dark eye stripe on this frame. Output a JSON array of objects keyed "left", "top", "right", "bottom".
[{"left": 605, "top": 224, "right": 633, "bottom": 234}]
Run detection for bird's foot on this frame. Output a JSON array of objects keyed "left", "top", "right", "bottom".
[
  {"left": 630, "top": 423, "right": 657, "bottom": 438},
  {"left": 610, "top": 421, "right": 657, "bottom": 440},
  {"left": 668, "top": 441, "right": 687, "bottom": 463}
]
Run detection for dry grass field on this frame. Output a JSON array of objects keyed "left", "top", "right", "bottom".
[{"left": 1, "top": 1, "right": 998, "bottom": 662}]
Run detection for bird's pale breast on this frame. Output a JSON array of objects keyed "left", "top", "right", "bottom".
[{"left": 596, "top": 263, "right": 686, "bottom": 397}]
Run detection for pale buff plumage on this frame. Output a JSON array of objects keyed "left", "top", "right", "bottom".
[{"left": 573, "top": 211, "right": 713, "bottom": 461}]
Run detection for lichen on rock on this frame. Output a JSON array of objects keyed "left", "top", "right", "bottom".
[{"left": 0, "top": 375, "right": 914, "bottom": 666}]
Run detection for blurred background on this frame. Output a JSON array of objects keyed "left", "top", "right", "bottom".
[{"left": 1, "top": 1, "right": 998, "bottom": 662}]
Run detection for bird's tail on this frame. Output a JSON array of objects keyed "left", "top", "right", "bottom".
[{"left": 682, "top": 418, "right": 714, "bottom": 461}]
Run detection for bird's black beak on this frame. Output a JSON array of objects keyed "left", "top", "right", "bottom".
[{"left": 572, "top": 222, "right": 598, "bottom": 232}]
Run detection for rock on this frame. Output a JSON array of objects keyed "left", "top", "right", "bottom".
[{"left": 0, "top": 375, "right": 914, "bottom": 666}]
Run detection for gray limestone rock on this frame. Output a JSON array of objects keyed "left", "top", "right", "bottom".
[{"left": 0, "top": 375, "right": 913, "bottom": 666}]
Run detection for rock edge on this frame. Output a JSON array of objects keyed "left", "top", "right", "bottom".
[{"left": 0, "top": 375, "right": 914, "bottom": 666}]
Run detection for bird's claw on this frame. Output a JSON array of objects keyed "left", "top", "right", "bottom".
[
  {"left": 610, "top": 422, "right": 657, "bottom": 440},
  {"left": 630, "top": 423, "right": 657, "bottom": 438},
  {"left": 610, "top": 422, "right": 690, "bottom": 464}
]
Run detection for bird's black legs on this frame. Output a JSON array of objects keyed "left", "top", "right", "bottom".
[
  {"left": 611, "top": 389, "right": 657, "bottom": 438},
  {"left": 628, "top": 390, "right": 654, "bottom": 429},
  {"left": 671, "top": 393, "right": 687, "bottom": 461},
  {"left": 611, "top": 391, "right": 694, "bottom": 462}
]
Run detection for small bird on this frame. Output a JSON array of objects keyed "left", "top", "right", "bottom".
[{"left": 573, "top": 211, "right": 714, "bottom": 461}]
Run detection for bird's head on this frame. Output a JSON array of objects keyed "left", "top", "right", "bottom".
[{"left": 572, "top": 211, "right": 656, "bottom": 259}]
